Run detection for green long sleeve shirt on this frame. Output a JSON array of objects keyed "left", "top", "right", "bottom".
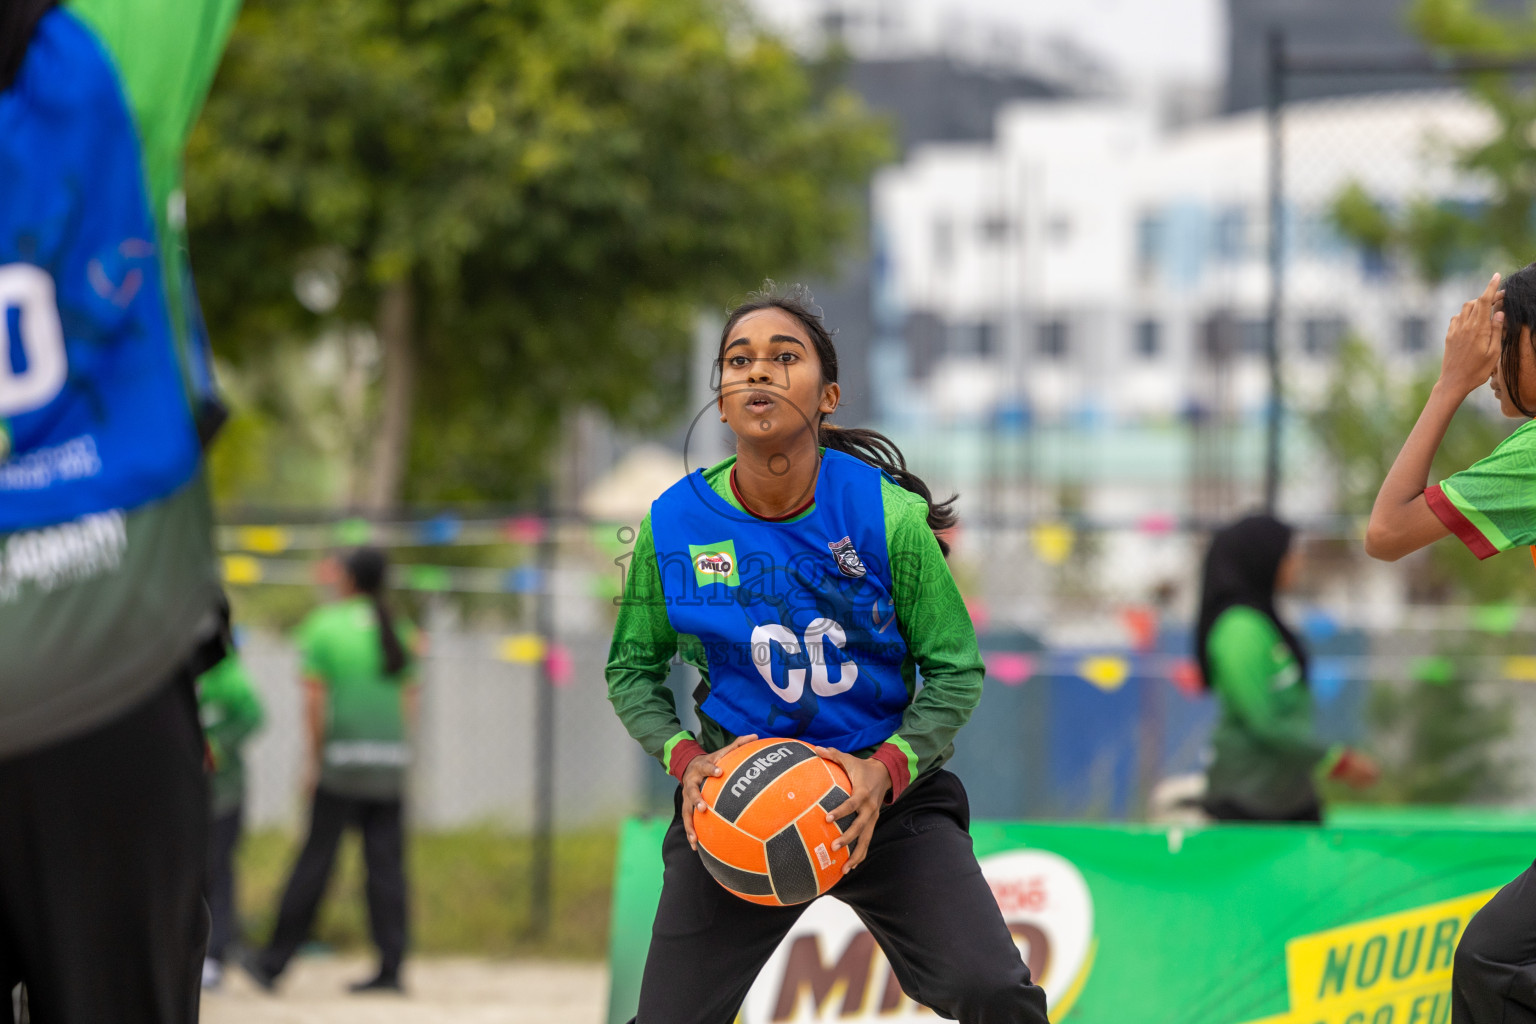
[
  {"left": 197, "top": 652, "right": 264, "bottom": 816},
  {"left": 1204, "top": 606, "right": 1333, "bottom": 817},
  {"left": 606, "top": 456, "right": 984, "bottom": 800}
]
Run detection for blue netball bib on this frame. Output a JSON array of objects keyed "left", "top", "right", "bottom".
[
  {"left": 0, "top": 10, "right": 200, "bottom": 532},
  {"left": 650, "top": 450, "right": 910, "bottom": 752}
]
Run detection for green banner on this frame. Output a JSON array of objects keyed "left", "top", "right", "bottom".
[{"left": 607, "top": 811, "right": 1536, "bottom": 1024}]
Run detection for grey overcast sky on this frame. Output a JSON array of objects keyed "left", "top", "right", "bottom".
[{"left": 749, "top": 0, "right": 1226, "bottom": 85}]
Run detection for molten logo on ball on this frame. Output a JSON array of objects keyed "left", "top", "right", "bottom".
[
  {"left": 730, "top": 745, "right": 797, "bottom": 798},
  {"left": 695, "top": 738, "right": 855, "bottom": 907}
]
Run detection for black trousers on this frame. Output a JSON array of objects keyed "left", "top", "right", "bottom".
[
  {"left": 0, "top": 674, "right": 208, "bottom": 1024},
  {"left": 257, "top": 789, "right": 408, "bottom": 978},
  {"left": 205, "top": 805, "right": 244, "bottom": 964},
  {"left": 1454, "top": 860, "right": 1536, "bottom": 1023},
  {"left": 630, "top": 770, "right": 1050, "bottom": 1024}
]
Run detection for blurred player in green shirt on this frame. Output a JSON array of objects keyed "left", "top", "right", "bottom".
[
  {"left": 247, "top": 547, "right": 419, "bottom": 994},
  {"left": 1368, "top": 267, "right": 1536, "bottom": 1024},
  {"left": 1195, "top": 514, "right": 1379, "bottom": 822},
  {"left": 197, "top": 644, "right": 264, "bottom": 989}
]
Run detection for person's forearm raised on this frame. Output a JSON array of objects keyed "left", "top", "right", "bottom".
[{"left": 1366, "top": 273, "right": 1503, "bottom": 561}]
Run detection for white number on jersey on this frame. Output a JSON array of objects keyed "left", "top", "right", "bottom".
[{"left": 0, "top": 264, "right": 68, "bottom": 418}]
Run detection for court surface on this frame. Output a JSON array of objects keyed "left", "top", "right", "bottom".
[{"left": 202, "top": 957, "right": 607, "bottom": 1024}]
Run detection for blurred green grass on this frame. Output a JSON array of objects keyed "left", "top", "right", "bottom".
[{"left": 236, "top": 827, "right": 617, "bottom": 960}]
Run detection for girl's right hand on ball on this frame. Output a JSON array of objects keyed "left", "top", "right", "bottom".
[
  {"left": 1439, "top": 272, "right": 1504, "bottom": 398},
  {"left": 680, "top": 733, "right": 759, "bottom": 851}
]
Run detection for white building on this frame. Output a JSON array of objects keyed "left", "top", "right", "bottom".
[{"left": 875, "top": 89, "right": 1496, "bottom": 435}]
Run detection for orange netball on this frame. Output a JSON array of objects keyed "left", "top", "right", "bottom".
[{"left": 695, "top": 738, "right": 855, "bottom": 906}]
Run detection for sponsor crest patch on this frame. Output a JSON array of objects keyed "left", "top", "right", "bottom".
[{"left": 827, "top": 536, "right": 866, "bottom": 578}]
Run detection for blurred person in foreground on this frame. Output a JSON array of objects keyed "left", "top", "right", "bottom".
[
  {"left": 1366, "top": 268, "right": 1536, "bottom": 1023},
  {"left": 0, "top": 0, "right": 239, "bottom": 1020},
  {"left": 198, "top": 636, "right": 265, "bottom": 989},
  {"left": 1196, "top": 515, "right": 1379, "bottom": 822},
  {"left": 246, "top": 547, "right": 420, "bottom": 995}
]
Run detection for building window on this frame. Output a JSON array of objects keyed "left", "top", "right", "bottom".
[
  {"left": 1240, "top": 319, "right": 1268, "bottom": 356},
  {"left": 1136, "top": 213, "right": 1162, "bottom": 276},
  {"left": 1214, "top": 206, "right": 1246, "bottom": 263},
  {"left": 979, "top": 215, "right": 1010, "bottom": 244},
  {"left": 1135, "top": 320, "right": 1161, "bottom": 359},
  {"left": 933, "top": 217, "right": 955, "bottom": 272},
  {"left": 1038, "top": 320, "right": 1069, "bottom": 360},
  {"left": 1401, "top": 316, "right": 1429, "bottom": 354},
  {"left": 1303, "top": 317, "right": 1347, "bottom": 357},
  {"left": 976, "top": 321, "right": 996, "bottom": 357}
]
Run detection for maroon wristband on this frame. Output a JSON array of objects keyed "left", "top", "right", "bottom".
[
  {"left": 871, "top": 743, "right": 912, "bottom": 803},
  {"left": 668, "top": 739, "right": 708, "bottom": 783}
]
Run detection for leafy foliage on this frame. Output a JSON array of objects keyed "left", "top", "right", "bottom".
[
  {"left": 188, "top": 0, "right": 891, "bottom": 506},
  {"left": 1329, "top": 1, "right": 1536, "bottom": 281}
]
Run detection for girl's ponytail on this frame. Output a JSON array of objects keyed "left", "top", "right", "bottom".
[
  {"left": 818, "top": 422, "right": 959, "bottom": 556},
  {"left": 343, "top": 546, "right": 409, "bottom": 678}
]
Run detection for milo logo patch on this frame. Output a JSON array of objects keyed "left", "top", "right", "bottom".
[{"left": 689, "top": 540, "right": 741, "bottom": 588}]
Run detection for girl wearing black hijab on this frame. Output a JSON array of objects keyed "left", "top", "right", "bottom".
[{"left": 1196, "top": 515, "right": 1379, "bottom": 822}]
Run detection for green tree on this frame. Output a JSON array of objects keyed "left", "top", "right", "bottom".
[
  {"left": 188, "top": 0, "right": 890, "bottom": 510},
  {"left": 1329, "top": 0, "right": 1536, "bottom": 282}
]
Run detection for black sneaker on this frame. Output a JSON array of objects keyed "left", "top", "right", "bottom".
[
  {"left": 348, "top": 972, "right": 403, "bottom": 994},
  {"left": 239, "top": 951, "right": 279, "bottom": 993}
]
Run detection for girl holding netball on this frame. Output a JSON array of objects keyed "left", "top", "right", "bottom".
[
  {"left": 606, "top": 284, "right": 1049, "bottom": 1024},
  {"left": 1366, "top": 268, "right": 1532, "bottom": 1022}
]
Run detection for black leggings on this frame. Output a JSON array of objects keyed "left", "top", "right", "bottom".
[
  {"left": 1453, "top": 861, "right": 1536, "bottom": 1023},
  {"left": 256, "top": 789, "right": 408, "bottom": 979},
  {"left": 0, "top": 673, "right": 208, "bottom": 1024},
  {"left": 205, "top": 805, "right": 244, "bottom": 964},
  {"left": 630, "top": 770, "right": 1050, "bottom": 1024}
]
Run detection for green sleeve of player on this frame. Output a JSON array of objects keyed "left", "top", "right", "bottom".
[
  {"left": 1207, "top": 607, "right": 1327, "bottom": 762},
  {"left": 606, "top": 515, "right": 690, "bottom": 767},
  {"left": 199, "top": 653, "right": 264, "bottom": 762},
  {"left": 1435, "top": 419, "right": 1536, "bottom": 552},
  {"left": 879, "top": 480, "right": 983, "bottom": 782},
  {"left": 294, "top": 608, "right": 328, "bottom": 680}
]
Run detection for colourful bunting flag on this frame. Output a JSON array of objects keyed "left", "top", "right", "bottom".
[
  {"left": 1503, "top": 656, "right": 1536, "bottom": 683},
  {"left": 499, "top": 634, "right": 546, "bottom": 664},
  {"left": 1472, "top": 603, "right": 1519, "bottom": 635},
  {"left": 1409, "top": 656, "right": 1455, "bottom": 686},
  {"left": 545, "top": 643, "right": 575, "bottom": 686},
  {"left": 221, "top": 554, "right": 262, "bottom": 585},
  {"left": 984, "top": 652, "right": 1034, "bottom": 687},
  {"left": 1031, "top": 523, "right": 1075, "bottom": 566},
  {"left": 503, "top": 516, "right": 546, "bottom": 546},
  {"left": 418, "top": 514, "right": 461, "bottom": 546},
  {"left": 504, "top": 566, "right": 542, "bottom": 594},
  {"left": 1079, "top": 655, "right": 1129, "bottom": 692},
  {"left": 1169, "top": 659, "right": 1202, "bottom": 697},
  {"left": 235, "top": 526, "right": 289, "bottom": 554},
  {"left": 334, "top": 518, "right": 373, "bottom": 546},
  {"left": 406, "top": 564, "right": 453, "bottom": 592}
]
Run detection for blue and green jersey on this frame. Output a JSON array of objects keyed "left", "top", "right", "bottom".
[
  {"left": 607, "top": 452, "right": 984, "bottom": 801},
  {"left": 0, "top": 0, "right": 240, "bottom": 755}
]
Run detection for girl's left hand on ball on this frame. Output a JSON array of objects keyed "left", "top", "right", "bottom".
[{"left": 810, "top": 746, "right": 891, "bottom": 874}]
